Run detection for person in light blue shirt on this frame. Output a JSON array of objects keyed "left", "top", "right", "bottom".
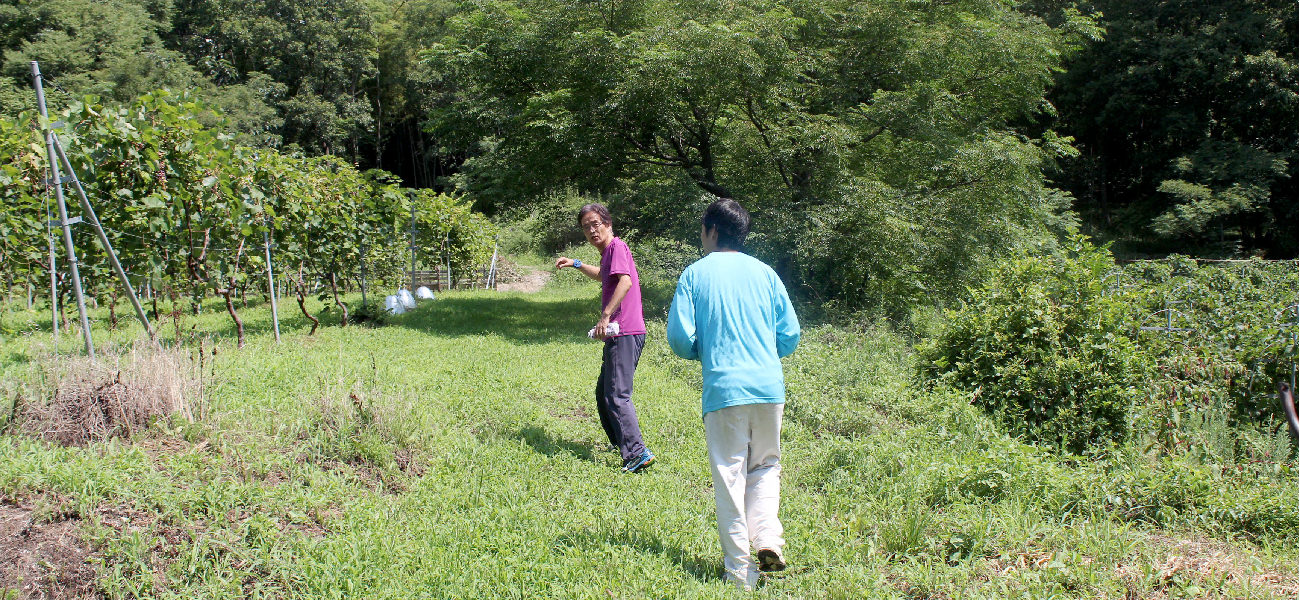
[{"left": 666, "top": 198, "right": 800, "bottom": 591}]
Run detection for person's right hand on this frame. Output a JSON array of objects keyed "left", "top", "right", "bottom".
[{"left": 554, "top": 257, "right": 573, "bottom": 270}]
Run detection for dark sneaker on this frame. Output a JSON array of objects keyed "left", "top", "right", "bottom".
[
  {"left": 623, "top": 449, "right": 656, "bottom": 473},
  {"left": 757, "top": 548, "right": 786, "bottom": 572}
]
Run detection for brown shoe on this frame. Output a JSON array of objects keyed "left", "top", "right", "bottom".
[{"left": 757, "top": 548, "right": 786, "bottom": 572}]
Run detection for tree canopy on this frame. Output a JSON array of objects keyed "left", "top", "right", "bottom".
[
  {"left": 422, "top": 0, "right": 1099, "bottom": 314},
  {"left": 1030, "top": 0, "right": 1298, "bottom": 257},
  {"left": 0, "top": 0, "right": 1294, "bottom": 316}
]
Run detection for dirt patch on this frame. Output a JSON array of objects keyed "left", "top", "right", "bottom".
[
  {"left": 0, "top": 502, "right": 98, "bottom": 599},
  {"left": 552, "top": 404, "right": 592, "bottom": 422},
  {"left": 394, "top": 448, "right": 426, "bottom": 477},
  {"left": 976, "top": 534, "right": 1296, "bottom": 599},
  {"left": 1114, "top": 534, "right": 1298, "bottom": 599},
  {"left": 135, "top": 437, "right": 208, "bottom": 462},
  {"left": 497, "top": 266, "right": 552, "bottom": 293},
  {"left": 984, "top": 549, "right": 1071, "bottom": 576}
]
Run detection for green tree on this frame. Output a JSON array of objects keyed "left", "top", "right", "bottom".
[
  {"left": 423, "top": 0, "right": 1097, "bottom": 315},
  {"left": 169, "top": 0, "right": 379, "bottom": 158},
  {"left": 1030, "top": 0, "right": 1298, "bottom": 257},
  {"left": 0, "top": 0, "right": 203, "bottom": 113}
]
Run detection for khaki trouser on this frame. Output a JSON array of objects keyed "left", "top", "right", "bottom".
[{"left": 704, "top": 402, "right": 785, "bottom": 591}]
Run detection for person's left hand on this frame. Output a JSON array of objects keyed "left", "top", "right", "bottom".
[{"left": 594, "top": 314, "right": 611, "bottom": 340}]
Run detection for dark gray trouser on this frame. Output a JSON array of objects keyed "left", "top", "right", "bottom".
[{"left": 595, "top": 334, "right": 648, "bottom": 463}]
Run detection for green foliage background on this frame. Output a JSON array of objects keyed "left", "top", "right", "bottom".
[
  {"left": 0, "top": 0, "right": 1291, "bottom": 320},
  {"left": 0, "top": 4, "right": 1295, "bottom": 593}
]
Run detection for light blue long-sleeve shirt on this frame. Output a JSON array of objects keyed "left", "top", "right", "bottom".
[{"left": 666, "top": 251, "right": 800, "bottom": 415}]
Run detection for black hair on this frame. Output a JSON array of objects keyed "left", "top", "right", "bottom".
[
  {"left": 577, "top": 203, "right": 612, "bottom": 228},
  {"left": 702, "top": 198, "right": 750, "bottom": 250}
]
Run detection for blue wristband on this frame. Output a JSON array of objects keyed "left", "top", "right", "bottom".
[{"left": 572, "top": 259, "right": 583, "bottom": 269}]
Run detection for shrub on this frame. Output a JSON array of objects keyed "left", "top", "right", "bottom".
[
  {"left": 629, "top": 236, "right": 699, "bottom": 285},
  {"left": 919, "top": 238, "right": 1145, "bottom": 453},
  {"left": 1123, "top": 257, "right": 1299, "bottom": 429},
  {"left": 522, "top": 188, "right": 592, "bottom": 255},
  {"left": 347, "top": 301, "right": 389, "bottom": 326}
]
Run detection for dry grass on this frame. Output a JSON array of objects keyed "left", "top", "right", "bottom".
[
  {"left": 19, "top": 344, "right": 201, "bottom": 446},
  {"left": 1115, "top": 534, "right": 1299, "bottom": 599}
]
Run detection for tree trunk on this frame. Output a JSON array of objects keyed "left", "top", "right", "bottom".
[
  {"left": 56, "top": 280, "right": 68, "bottom": 332},
  {"left": 169, "top": 284, "right": 182, "bottom": 344},
  {"left": 296, "top": 263, "right": 319, "bottom": 335},
  {"left": 329, "top": 272, "right": 349, "bottom": 326},
  {"left": 222, "top": 287, "right": 244, "bottom": 348},
  {"left": 209, "top": 240, "right": 248, "bottom": 349}
]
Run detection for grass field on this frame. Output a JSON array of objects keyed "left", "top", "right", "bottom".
[{"left": 0, "top": 271, "right": 1296, "bottom": 599}]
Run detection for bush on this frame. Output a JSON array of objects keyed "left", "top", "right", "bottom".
[
  {"left": 919, "top": 238, "right": 1145, "bottom": 453},
  {"left": 347, "top": 301, "right": 389, "bottom": 327},
  {"left": 629, "top": 236, "right": 699, "bottom": 285},
  {"left": 1123, "top": 257, "right": 1299, "bottom": 429},
  {"left": 523, "top": 188, "right": 592, "bottom": 255}
]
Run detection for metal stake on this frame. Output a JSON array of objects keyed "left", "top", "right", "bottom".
[
  {"left": 45, "top": 196, "right": 57, "bottom": 339},
  {"left": 409, "top": 201, "right": 417, "bottom": 291},
  {"left": 360, "top": 239, "right": 368, "bottom": 305},
  {"left": 50, "top": 135, "right": 155, "bottom": 341},
  {"left": 263, "top": 227, "right": 281, "bottom": 343},
  {"left": 32, "top": 62, "right": 93, "bottom": 357}
]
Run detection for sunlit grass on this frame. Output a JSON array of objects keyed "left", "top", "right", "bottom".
[{"left": 0, "top": 278, "right": 1295, "bottom": 598}]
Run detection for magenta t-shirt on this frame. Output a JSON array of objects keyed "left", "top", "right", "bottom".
[{"left": 600, "top": 237, "right": 646, "bottom": 336}]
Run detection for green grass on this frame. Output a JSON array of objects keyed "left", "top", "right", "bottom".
[{"left": 0, "top": 277, "right": 1295, "bottom": 598}]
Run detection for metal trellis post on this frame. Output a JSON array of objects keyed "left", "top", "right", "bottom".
[
  {"left": 45, "top": 188, "right": 58, "bottom": 340},
  {"left": 50, "top": 135, "right": 155, "bottom": 342},
  {"left": 409, "top": 202, "right": 417, "bottom": 291},
  {"left": 263, "top": 227, "right": 281, "bottom": 343},
  {"left": 31, "top": 62, "right": 93, "bottom": 357}
]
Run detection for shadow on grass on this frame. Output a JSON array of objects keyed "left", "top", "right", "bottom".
[
  {"left": 0, "top": 348, "right": 32, "bottom": 369},
  {"left": 513, "top": 426, "right": 595, "bottom": 462},
  {"left": 393, "top": 294, "right": 596, "bottom": 345},
  {"left": 4, "top": 296, "right": 309, "bottom": 347},
  {"left": 557, "top": 527, "right": 722, "bottom": 583},
  {"left": 22, "top": 290, "right": 601, "bottom": 348}
]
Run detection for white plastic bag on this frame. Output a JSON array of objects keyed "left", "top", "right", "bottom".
[
  {"left": 384, "top": 295, "right": 405, "bottom": 314},
  {"left": 415, "top": 286, "right": 436, "bottom": 300},
  {"left": 397, "top": 289, "right": 416, "bottom": 309}
]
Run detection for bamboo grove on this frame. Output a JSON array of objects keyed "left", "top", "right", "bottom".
[{"left": 0, "top": 91, "right": 497, "bottom": 347}]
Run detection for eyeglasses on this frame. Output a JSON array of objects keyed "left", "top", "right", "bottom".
[{"left": 580, "top": 220, "right": 606, "bottom": 232}]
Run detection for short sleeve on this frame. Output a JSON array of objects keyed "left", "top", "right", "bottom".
[{"left": 607, "top": 239, "right": 634, "bottom": 276}]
